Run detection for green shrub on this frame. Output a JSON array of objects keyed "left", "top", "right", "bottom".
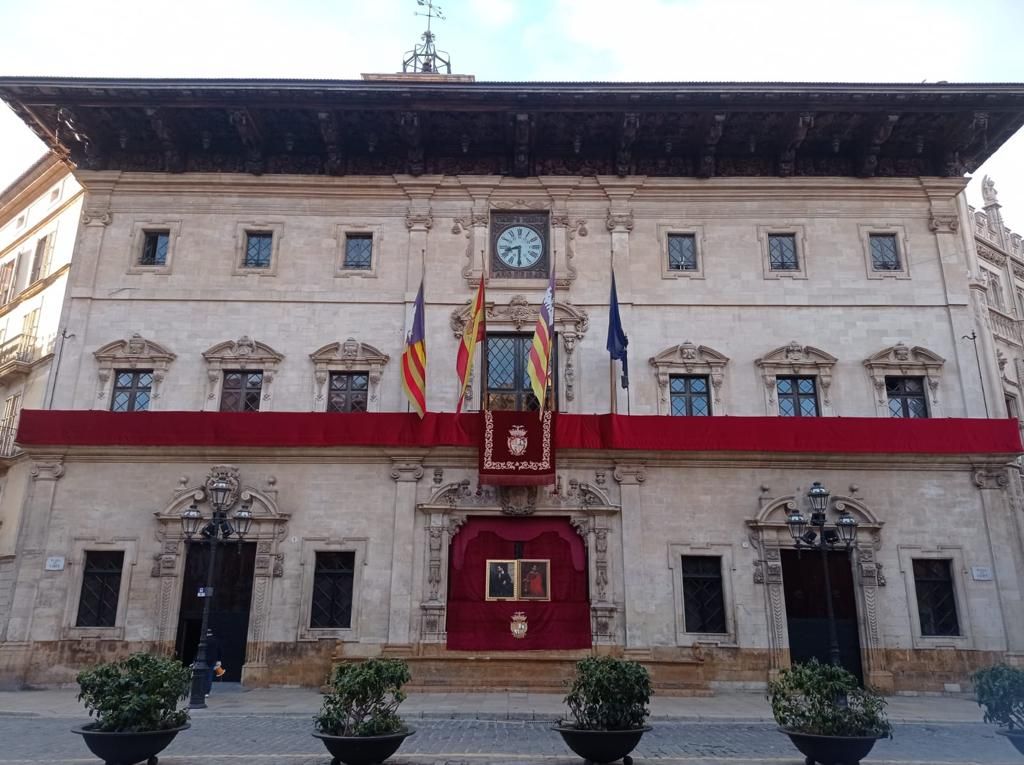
[
  {"left": 974, "top": 664, "right": 1024, "bottom": 731},
  {"left": 314, "top": 659, "right": 411, "bottom": 737},
  {"left": 768, "top": 660, "right": 891, "bottom": 738},
  {"left": 564, "top": 656, "right": 652, "bottom": 731},
  {"left": 76, "top": 653, "right": 190, "bottom": 733}
]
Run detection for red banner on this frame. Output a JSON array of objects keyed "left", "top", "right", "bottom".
[{"left": 478, "top": 410, "right": 555, "bottom": 486}]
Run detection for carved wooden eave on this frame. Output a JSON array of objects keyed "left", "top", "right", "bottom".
[{"left": 2, "top": 78, "right": 1022, "bottom": 179}]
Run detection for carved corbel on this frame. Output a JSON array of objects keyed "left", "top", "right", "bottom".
[
  {"left": 145, "top": 108, "right": 184, "bottom": 173},
  {"left": 228, "top": 109, "right": 264, "bottom": 175},
  {"left": 929, "top": 214, "right": 960, "bottom": 234},
  {"left": 859, "top": 114, "right": 900, "bottom": 177},
  {"left": 390, "top": 462, "right": 425, "bottom": 482},
  {"left": 31, "top": 457, "right": 65, "bottom": 481},
  {"left": 512, "top": 112, "right": 532, "bottom": 177},
  {"left": 317, "top": 111, "right": 344, "bottom": 175},
  {"left": 405, "top": 212, "right": 433, "bottom": 231},
  {"left": 697, "top": 113, "right": 727, "bottom": 178},
  {"left": 616, "top": 112, "right": 640, "bottom": 177},
  {"left": 606, "top": 212, "right": 635, "bottom": 233},
  {"left": 973, "top": 468, "right": 1009, "bottom": 490},
  {"left": 779, "top": 112, "right": 814, "bottom": 177},
  {"left": 399, "top": 111, "right": 424, "bottom": 176}
]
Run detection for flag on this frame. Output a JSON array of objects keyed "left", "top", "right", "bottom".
[
  {"left": 527, "top": 269, "right": 556, "bottom": 414},
  {"left": 401, "top": 281, "right": 427, "bottom": 418},
  {"left": 607, "top": 271, "right": 629, "bottom": 389},
  {"left": 456, "top": 275, "right": 485, "bottom": 413}
]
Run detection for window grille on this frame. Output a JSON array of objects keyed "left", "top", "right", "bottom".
[
  {"left": 681, "top": 555, "right": 727, "bottom": 633},
  {"left": 912, "top": 559, "right": 960, "bottom": 636},
  {"left": 76, "top": 551, "right": 124, "bottom": 627},
  {"left": 311, "top": 551, "right": 355, "bottom": 628}
]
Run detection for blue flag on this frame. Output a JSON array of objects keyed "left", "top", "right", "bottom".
[{"left": 606, "top": 272, "right": 629, "bottom": 389}]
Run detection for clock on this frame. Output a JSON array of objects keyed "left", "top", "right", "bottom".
[{"left": 490, "top": 212, "right": 550, "bottom": 279}]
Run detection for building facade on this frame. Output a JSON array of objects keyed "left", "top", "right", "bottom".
[{"left": 0, "top": 77, "right": 1022, "bottom": 693}]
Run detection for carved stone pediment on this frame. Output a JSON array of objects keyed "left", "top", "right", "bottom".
[
  {"left": 203, "top": 336, "right": 283, "bottom": 369},
  {"left": 755, "top": 341, "right": 838, "bottom": 407},
  {"left": 450, "top": 295, "right": 590, "bottom": 337}
]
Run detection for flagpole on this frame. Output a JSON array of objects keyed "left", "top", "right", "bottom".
[
  {"left": 479, "top": 248, "right": 487, "bottom": 413},
  {"left": 609, "top": 241, "right": 617, "bottom": 415}
]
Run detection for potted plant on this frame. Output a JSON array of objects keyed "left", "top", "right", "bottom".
[
  {"left": 553, "top": 656, "right": 653, "bottom": 765},
  {"left": 313, "top": 658, "right": 415, "bottom": 765},
  {"left": 974, "top": 664, "right": 1024, "bottom": 756},
  {"left": 72, "top": 652, "right": 191, "bottom": 765},
  {"left": 769, "top": 659, "right": 891, "bottom": 765}
]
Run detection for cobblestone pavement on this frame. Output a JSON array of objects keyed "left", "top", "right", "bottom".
[{"left": 0, "top": 716, "right": 1020, "bottom": 765}]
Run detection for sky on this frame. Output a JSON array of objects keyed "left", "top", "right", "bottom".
[{"left": 0, "top": 0, "right": 1021, "bottom": 227}]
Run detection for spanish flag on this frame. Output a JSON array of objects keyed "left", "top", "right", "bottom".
[
  {"left": 455, "top": 275, "right": 485, "bottom": 413},
  {"left": 401, "top": 281, "right": 427, "bottom": 418},
  {"left": 527, "top": 269, "right": 556, "bottom": 414}
]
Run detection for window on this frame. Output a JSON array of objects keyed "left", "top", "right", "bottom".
[
  {"left": 869, "top": 234, "right": 900, "bottom": 271},
  {"left": 912, "top": 559, "right": 960, "bottom": 637},
  {"left": 343, "top": 234, "right": 373, "bottom": 270},
  {"left": 777, "top": 376, "right": 818, "bottom": 417},
  {"left": 48, "top": 186, "right": 61, "bottom": 204},
  {"left": 1006, "top": 395, "right": 1019, "bottom": 420},
  {"left": 243, "top": 232, "right": 274, "bottom": 269},
  {"left": 14, "top": 215, "right": 25, "bottom": 230},
  {"left": 0, "top": 260, "right": 15, "bottom": 305},
  {"left": 886, "top": 376, "right": 928, "bottom": 418},
  {"left": 0, "top": 393, "right": 21, "bottom": 455},
  {"left": 76, "top": 551, "right": 124, "bottom": 628},
  {"left": 310, "top": 551, "right": 355, "bottom": 629},
  {"left": 220, "top": 370, "right": 263, "bottom": 412},
  {"left": 681, "top": 556, "right": 727, "bottom": 634},
  {"left": 670, "top": 375, "right": 710, "bottom": 416},
  {"left": 667, "top": 234, "right": 697, "bottom": 271},
  {"left": 110, "top": 370, "right": 154, "bottom": 412},
  {"left": 30, "top": 233, "right": 54, "bottom": 283},
  {"left": 327, "top": 371, "right": 369, "bottom": 413},
  {"left": 767, "top": 234, "right": 799, "bottom": 271},
  {"left": 140, "top": 231, "right": 169, "bottom": 266},
  {"left": 485, "top": 334, "right": 556, "bottom": 412}
]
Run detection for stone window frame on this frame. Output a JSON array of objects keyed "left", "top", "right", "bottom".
[
  {"left": 758, "top": 225, "right": 808, "bottom": 280},
  {"left": 128, "top": 219, "right": 181, "bottom": 275},
  {"left": 93, "top": 334, "right": 176, "bottom": 411},
  {"left": 858, "top": 224, "right": 911, "bottom": 280},
  {"left": 335, "top": 224, "right": 383, "bottom": 279},
  {"left": 755, "top": 341, "right": 837, "bottom": 416},
  {"left": 202, "top": 336, "right": 284, "bottom": 412},
  {"left": 310, "top": 339, "right": 390, "bottom": 412},
  {"left": 863, "top": 343, "right": 945, "bottom": 418},
  {"left": 649, "top": 342, "right": 729, "bottom": 415},
  {"left": 897, "top": 544, "right": 973, "bottom": 650},
  {"left": 61, "top": 538, "right": 138, "bottom": 640},
  {"left": 658, "top": 225, "right": 706, "bottom": 280},
  {"left": 233, "top": 222, "right": 283, "bottom": 277},
  {"left": 297, "top": 536, "right": 369, "bottom": 641},
  {"left": 667, "top": 543, "right": 737, "bottom": 646}
]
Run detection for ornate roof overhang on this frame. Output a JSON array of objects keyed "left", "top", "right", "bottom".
[{"left": 0, "top": 78, "right": 1022, "bottom": 179}]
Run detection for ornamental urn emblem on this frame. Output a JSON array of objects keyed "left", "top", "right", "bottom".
[
  {"left": 510, "top": 611, "right": 528, "bottom": 639},
  {"left": 507, "top": 424, "right": 528, "bottom": 457}
]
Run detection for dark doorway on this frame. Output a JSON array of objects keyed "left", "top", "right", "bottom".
[
  {"left": 781, "top": 548, "right": 863, "bottom": 683},
  {"left": 174, "top": 542, "right": 256, "bottom": 683}
]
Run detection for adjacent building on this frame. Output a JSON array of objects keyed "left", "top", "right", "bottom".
[{"left": 0, "top": 73, "right": 1022, "bottom": 693}]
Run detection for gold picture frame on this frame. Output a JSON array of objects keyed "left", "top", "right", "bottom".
[
  {"left": 484, "top": 559, "right": 551, "bottom": 602},
  {"left": 485, "top": 559, "right": 518, "bottom": 600}
]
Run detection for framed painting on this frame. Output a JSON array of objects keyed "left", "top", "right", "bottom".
[
  {"left": 518, "top": 559, "right": 551, "bottom": 601},
  {"left": 485, "top": 559, "right": 517, "bottom": 600}
]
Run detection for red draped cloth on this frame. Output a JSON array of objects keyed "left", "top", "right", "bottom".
[{"left": 446, "top": 517, "right": 591, "bottom": 651}]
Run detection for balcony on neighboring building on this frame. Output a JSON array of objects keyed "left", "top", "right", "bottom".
[
  {"left": 0, "top": 334, "right": 36, "bottom": 386},
  {"left": 989, "top": 308, "right": 1022, "bottom": 347},
  {"left": 0, "top": 424, "right": 17, "bottom": 457}
]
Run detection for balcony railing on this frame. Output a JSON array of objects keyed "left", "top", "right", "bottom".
[
  {"left": 0, "top": 424, "right": 17, "bottom": 457},
  {"left": 0, "top": 334, "right": 35, "bottom": 367},
  {"left": 989, "top": 308, "right": 1021, "bottom": 346}
]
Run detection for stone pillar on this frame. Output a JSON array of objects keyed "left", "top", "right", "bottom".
[
  {"left": 613, "top": 463, "right": 646, "bottom": 648},
  {"left": 974, "top": 468, "right": 1024, "bottom": 652},
  {"left": 387, "top": 461, "right": 423, "bottom": 647}
]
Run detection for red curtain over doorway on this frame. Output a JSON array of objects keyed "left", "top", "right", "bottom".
[{"left": 446, "top": 517, "right": 591, "bottom": 650}]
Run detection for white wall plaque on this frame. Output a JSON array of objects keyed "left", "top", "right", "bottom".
[
  {"left": 971, "top": 566, "right": 994, "bottom": 581},
  {"left": 45, "top": 556, "right": 65, "bottom": 571}
]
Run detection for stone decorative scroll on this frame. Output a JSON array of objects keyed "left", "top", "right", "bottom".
[
  {"left": 929, "top": 214, "right": 960, "bottom": 234},
  {"left": 755, "top": 341, "right": 837, "bottom": 410},
  {"left": 453, "top": 213, "right": 489, "bottom": 282},
  {"left": 93, "top": 334, "right": 176, "bottom": 409},
  {"left": 649, "top": 342, "right": 730, "bottom": 415},
  {"left": 309, "top": 338, "right": 390, "bottom": 412},
  {"left": 202, "top": 336, "right": 284, "bottom": 411},
  {"left": 863, "top": 343, "right": 945, "bottom": 416},
  {"left": 974, "top": 468, "right": 1010, "bottom": 490}
]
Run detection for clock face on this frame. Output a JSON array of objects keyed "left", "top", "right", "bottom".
[{"left": 496, "top": 225, "right": 544, "bottom": 269}]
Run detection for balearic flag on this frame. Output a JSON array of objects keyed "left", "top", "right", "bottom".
[
  {"left": 401, "top": 281, "right": 427, "bottom": 418},
  {"left": 527, "top": 269, "right": 556, "bottom": 414},
  {"left": 456, "top": 274, "right": 485, "bottom": 413},
  {"left": 606, "top": 271, "right": 629, "bottom": 389}
]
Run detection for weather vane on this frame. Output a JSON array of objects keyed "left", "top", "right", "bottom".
[{"left": 403, "top": 0, "right": 451, "bottom": 74}]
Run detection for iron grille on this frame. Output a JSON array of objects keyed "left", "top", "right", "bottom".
[
  {"left": 220, "top": 370, "right": 263, "bottom": 412},
  {"left": 869, "top": 234, "right": 901, "bottom": 271},
  {"left": 110, "top": 369, "right": 154, "bottom": 412},
  {"left": 140, "top": 231, "right": 169, "bottom": 266},
  {"left": 243, "top": 232, "right": 273, "bottom": 268},
  {"left": 768, "top": 234, "right": 799, "bottom": 270},
  {"left": 681, "top": 555, "right": 727, "bottom": 634},
  {"left": 912, "top": 559, "right": 960, "bottom": 636},
  {"left": 670, "top": 375, "right": 710, "bottom": 416},
  {"left": 76, "top": 551, "right": 124, "bottom": 627},
  {"left": 311, "top": 551, "right": 355, "bottom": 628},
  {"left": 344, "top": 235, "right": 373, "bottom": 270},
  {"left": 667, "top": 234, "right": 697, "bottom": 271},
  {"left": 777, "top": 376, "right": 818, "bottom": 417},
  {"left": 886, "top": 376, "right": 928, "bottom": 418},
  {"left": 327, "top": 372, "right": 369, "bottom": 413}
]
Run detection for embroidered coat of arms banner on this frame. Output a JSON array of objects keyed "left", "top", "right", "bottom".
[{"left": 479, "top": 410, "right": 555, "bottom": 486}]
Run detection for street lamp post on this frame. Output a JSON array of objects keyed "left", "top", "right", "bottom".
[
  {"left": 180, "top": 478, "right": 253, "bottom": 709},
  {"left": 785, "top": 481, "right": 858, "bottom": 668}
]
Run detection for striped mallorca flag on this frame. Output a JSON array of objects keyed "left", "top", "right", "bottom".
[
  {"left": 401, "top": 280, "right": 427, "bottom": 418},
  {"left": 455, "top": 274, "right": 485, "bottom": 413},
  {"left": 527, "top": 269, "right": 556, "bottom": 414}
]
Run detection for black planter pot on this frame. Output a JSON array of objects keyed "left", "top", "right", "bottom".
[
  {"left": 71, "top": 723, "right": 190, "bottom": 765},
  {"left": 553, "top": 725, "right": 652, "bottom": 765},
  {"left": 312, "top": 728, "right": 415, "bottom": 765},
  {"left": 779, "top": 728, "right": 884, "bottom": 765},
  {"left": 997, "top": 729, "right": 1024, "bottom": 756}
]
